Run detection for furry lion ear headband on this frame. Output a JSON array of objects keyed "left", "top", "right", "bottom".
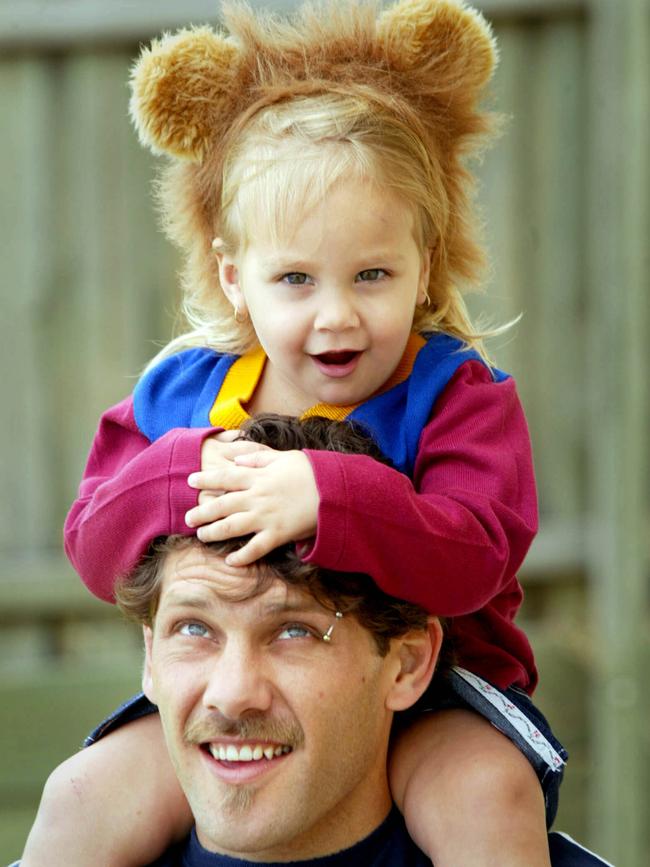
[{"left": 129, "top": 0, "right": 498, "bottom": 163}]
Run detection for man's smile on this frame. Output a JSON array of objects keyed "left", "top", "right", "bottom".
[
  {"left": 186, "top": 713, "right": 304, "bottom": 783},
  {"left": 205, "top": 741, "right": 293, "bottom": 762},
  {"left": 198, "top": 739, "right": 295, "bottom": 786}
]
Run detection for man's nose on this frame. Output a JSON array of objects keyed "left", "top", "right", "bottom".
[
  {"left": 313, "top": 286, "right": 360, "bottom": 332},
  {"left": 202, "top": 641, "right": 273, "bottom": 719}
]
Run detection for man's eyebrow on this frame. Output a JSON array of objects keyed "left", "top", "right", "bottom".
[
  {"left": 261, "top": 600, "right": 330, "bottom": 618},
  {"left": 162, "top": 591, "right": 329, "bottom": 618},
  {"left": 162, "top": 592, "right": 213, "bottom": 612}
]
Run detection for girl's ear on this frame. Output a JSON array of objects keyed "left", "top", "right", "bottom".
[
  {"left": 385, "top": 618, "right": 443, "bottom": 712},
  {"left": 417, "top": 248, "right": 432, "bottom": 307},
  {"left": 216, "top": 254, "right": 247, "bottom": 315},
  {"left": 141, "top": 626, "right": 156, "bottom": 704}
]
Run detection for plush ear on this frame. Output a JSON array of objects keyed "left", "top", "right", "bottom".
[
  {"left": 141, "top": 625, "right": 157, "bottom": 704},
  {"left": 129, "top": 26, "right": 239, "bottom": 161},
  {"left": 386, "top": 618, "right": 444, "bottom": 712},
  {"left": 379, "top": 0, "right": 497, "bottom": 97}
]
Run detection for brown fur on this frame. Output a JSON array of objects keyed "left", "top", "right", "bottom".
[{"left": 130, "top": 1, "right": 496, "bottom": 162}]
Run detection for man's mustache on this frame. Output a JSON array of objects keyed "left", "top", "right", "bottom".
[{"left": 184, "top": 713, "right": 305, "bottom": 750}]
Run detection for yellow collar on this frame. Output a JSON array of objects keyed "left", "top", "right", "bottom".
[{"left": 209, "top": 333, "right": 426, "bottom": 429}]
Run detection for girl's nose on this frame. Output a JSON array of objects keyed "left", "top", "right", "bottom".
[{"left": 313, "top": 287, "right": 361, "bottom": 332}]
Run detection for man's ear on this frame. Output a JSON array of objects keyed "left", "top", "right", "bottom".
[
  {"left": 385, "top": 618, "right": 443, "bottom": 712},
  {"left": 216, "top": 253, "right": 247, "bottom": 315},
  {"left": 142, "top": 625, "right": 157, "bottom": 704}
]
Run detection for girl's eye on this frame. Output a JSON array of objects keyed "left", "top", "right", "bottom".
[
  {"left": 282, "top": 272, "right": 311, "bottom": 286},
  {"left": 356, "top": 269, "right": 387, "bottom": 282},
  {"left": 277, "top": 623, "right": 314, "bottom": 641},
  {"left": 179, "top": 622, "right": 210, "bottom": 639}
]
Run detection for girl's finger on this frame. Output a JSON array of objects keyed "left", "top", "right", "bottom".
[
  {"left": 185, "top": 491, "right": 248, "bottom": 527},
  {"left": 233, "top": 450, "right": 278, "bottom": 468},
  {"left": 188, "top": 464, "right": 252, "bottom": 489},
  {"left": 196, "top": 489, "right": 224, "bottom": 505},
  {"left": 188, "top": 471, "right": 220, "bottom": 489},
  {"left": 195, "top": 512, "right": 257, "bottom": 543},
  {"left": 224, "top": 531, "right": 275, "bottom": 566}
]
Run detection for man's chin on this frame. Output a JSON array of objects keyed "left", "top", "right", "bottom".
[
  {"left": 194, "top": 798, "right": 299, "bottom": 860},
  {"left": 218, "top": 782, "right": 256, "bottom": 816}
]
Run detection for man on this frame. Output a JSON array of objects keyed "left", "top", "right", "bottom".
[{"left": 115, "top": 531, "right": 441, "bottom": 865}]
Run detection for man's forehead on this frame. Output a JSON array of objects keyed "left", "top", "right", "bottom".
[{"left": 158, "top": 544, "right": 328, "bottom": 615}]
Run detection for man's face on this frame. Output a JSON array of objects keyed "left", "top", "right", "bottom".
[{"left": 143, "top": 545, "right": 404, "bottom": 861}]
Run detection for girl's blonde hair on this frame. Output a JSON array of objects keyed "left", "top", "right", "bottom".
[{"left": 152, "top": 86, "right": 497, "bottom": 368}]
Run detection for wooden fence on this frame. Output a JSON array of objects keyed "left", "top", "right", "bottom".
[{"left": 1, "top": 1, "right": 648, "bottom": 864}]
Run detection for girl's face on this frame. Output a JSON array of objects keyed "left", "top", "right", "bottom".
[{"left": 218, "top": 176, "right": 429, "bottom": 413}]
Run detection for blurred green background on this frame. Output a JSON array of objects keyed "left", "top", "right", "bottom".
[{"left": 1, "top": 1, "right": 648, "bottom": 865}]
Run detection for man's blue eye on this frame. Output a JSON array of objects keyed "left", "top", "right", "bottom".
[
  {"left": 283, "top": 273, "right": 309, "bottom": 285},
  {"left": 277, "top": 624, "right": 312, "bottom": 640},
  {"left": 179, "top": 622, "right": 209, "bottom": 638},
  {"left": 357, "top": 269, "right": 386, "bottom": 282}
]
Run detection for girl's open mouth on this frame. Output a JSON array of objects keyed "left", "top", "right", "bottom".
[
  {"left": 311, "top": 350, "right": 362, "bottom": 377},
  {"left": 316, "top": 350, "right": 357, "bottom": 365}
]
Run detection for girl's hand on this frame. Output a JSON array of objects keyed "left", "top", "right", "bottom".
[
  {"left": 186, "top": 447, "right": 319, "bottom": 565},
  {"left": 200, "top": 429, "right": 270, "bottom": 480},
  {"left": 192, "top": 430, "right": 271, "bottom": 498}
]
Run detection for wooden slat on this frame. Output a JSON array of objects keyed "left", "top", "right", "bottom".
[
  {"left": 49, "top": 51, "right": 177, "bottom": 525},
  {"left": 584, "top": 0, "right": 650, "bottom": 863},
  {"left": 525, "top": 19, "right": 585, "bottom": 517},
  {"left": 529, "top": 624, "right": 591, "bottom": 839},
  {"left": 474, "top": 20, "right": 532, "bottom": 378},
  {"left": 0, "top": 807, "right": 37, "bottom": 866},
  {"left": 0, "top": 555, "right": 118, "bottom": 618},
  {"left": 0, "top": 1, "right": 588, "bottom": 48},
  {"left": 0, "top": 57, "right": 58, "bottom": 549},
  {"left": 0, "top": 666, "right": 141, "bottom": 799}
]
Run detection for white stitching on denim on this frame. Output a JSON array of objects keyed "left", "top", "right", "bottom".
[
  {"left": 453, "top": 666, "right": 566, "bottom": 770},
  {"left": 553, "top": 833, "right": 615, "bottom": 865}
]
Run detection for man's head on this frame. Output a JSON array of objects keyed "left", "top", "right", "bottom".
[{"left": 116, "top": 415, "right": 442, "bottom": 861}]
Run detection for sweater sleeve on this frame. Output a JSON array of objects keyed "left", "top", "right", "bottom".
[
  {"left": 302, "top": 361, "right": 538, "bottom": 617},
  {"left": 63, "top": 396, "right": 215, "bottom": 602}
]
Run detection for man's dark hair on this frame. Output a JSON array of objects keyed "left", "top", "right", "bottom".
[{"left": 115, "top": 414, "right": 432, "bottom": 656}]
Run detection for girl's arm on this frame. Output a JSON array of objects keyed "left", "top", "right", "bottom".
[
  {"left": 21, "top": 713, "right": 191, "bottom": 867},
  {"left": 64, "top": 395, "right": 212, "bottom": 601},
  {"left": 303, "top": 361, "right": 538, "bottom": 617}
]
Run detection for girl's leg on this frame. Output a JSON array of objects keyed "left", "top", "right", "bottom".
[
  {"left": 389, "top": 709, "right": 551, "bottom": 867},
  {"left": 21, "top": 713, "right": 192, "bottom": 867}
]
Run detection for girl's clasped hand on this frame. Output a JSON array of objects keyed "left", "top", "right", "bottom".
[{"left": 185, "top": 432, "right": 319, "bottom": 565}]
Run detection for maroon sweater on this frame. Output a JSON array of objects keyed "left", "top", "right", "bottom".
[{"left": 65, "top": 360, "right": 538, "bottom": 692}]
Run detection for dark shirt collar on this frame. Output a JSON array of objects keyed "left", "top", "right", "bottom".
[{"left": 178, "top": 807, "right": 408, "bottom": 866}]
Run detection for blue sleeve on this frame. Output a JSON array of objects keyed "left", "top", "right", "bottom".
[{"left": 133, "top": 348, "right": 235, "bottom": 442}]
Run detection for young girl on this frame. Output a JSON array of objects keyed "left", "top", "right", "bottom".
[{"left": 24, "top": 2, "right": 567, "bottom": 865}]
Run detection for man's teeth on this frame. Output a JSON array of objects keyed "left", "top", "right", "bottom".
[{"left": 208, "top": 743, "right": 292, "bottom": 762}]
